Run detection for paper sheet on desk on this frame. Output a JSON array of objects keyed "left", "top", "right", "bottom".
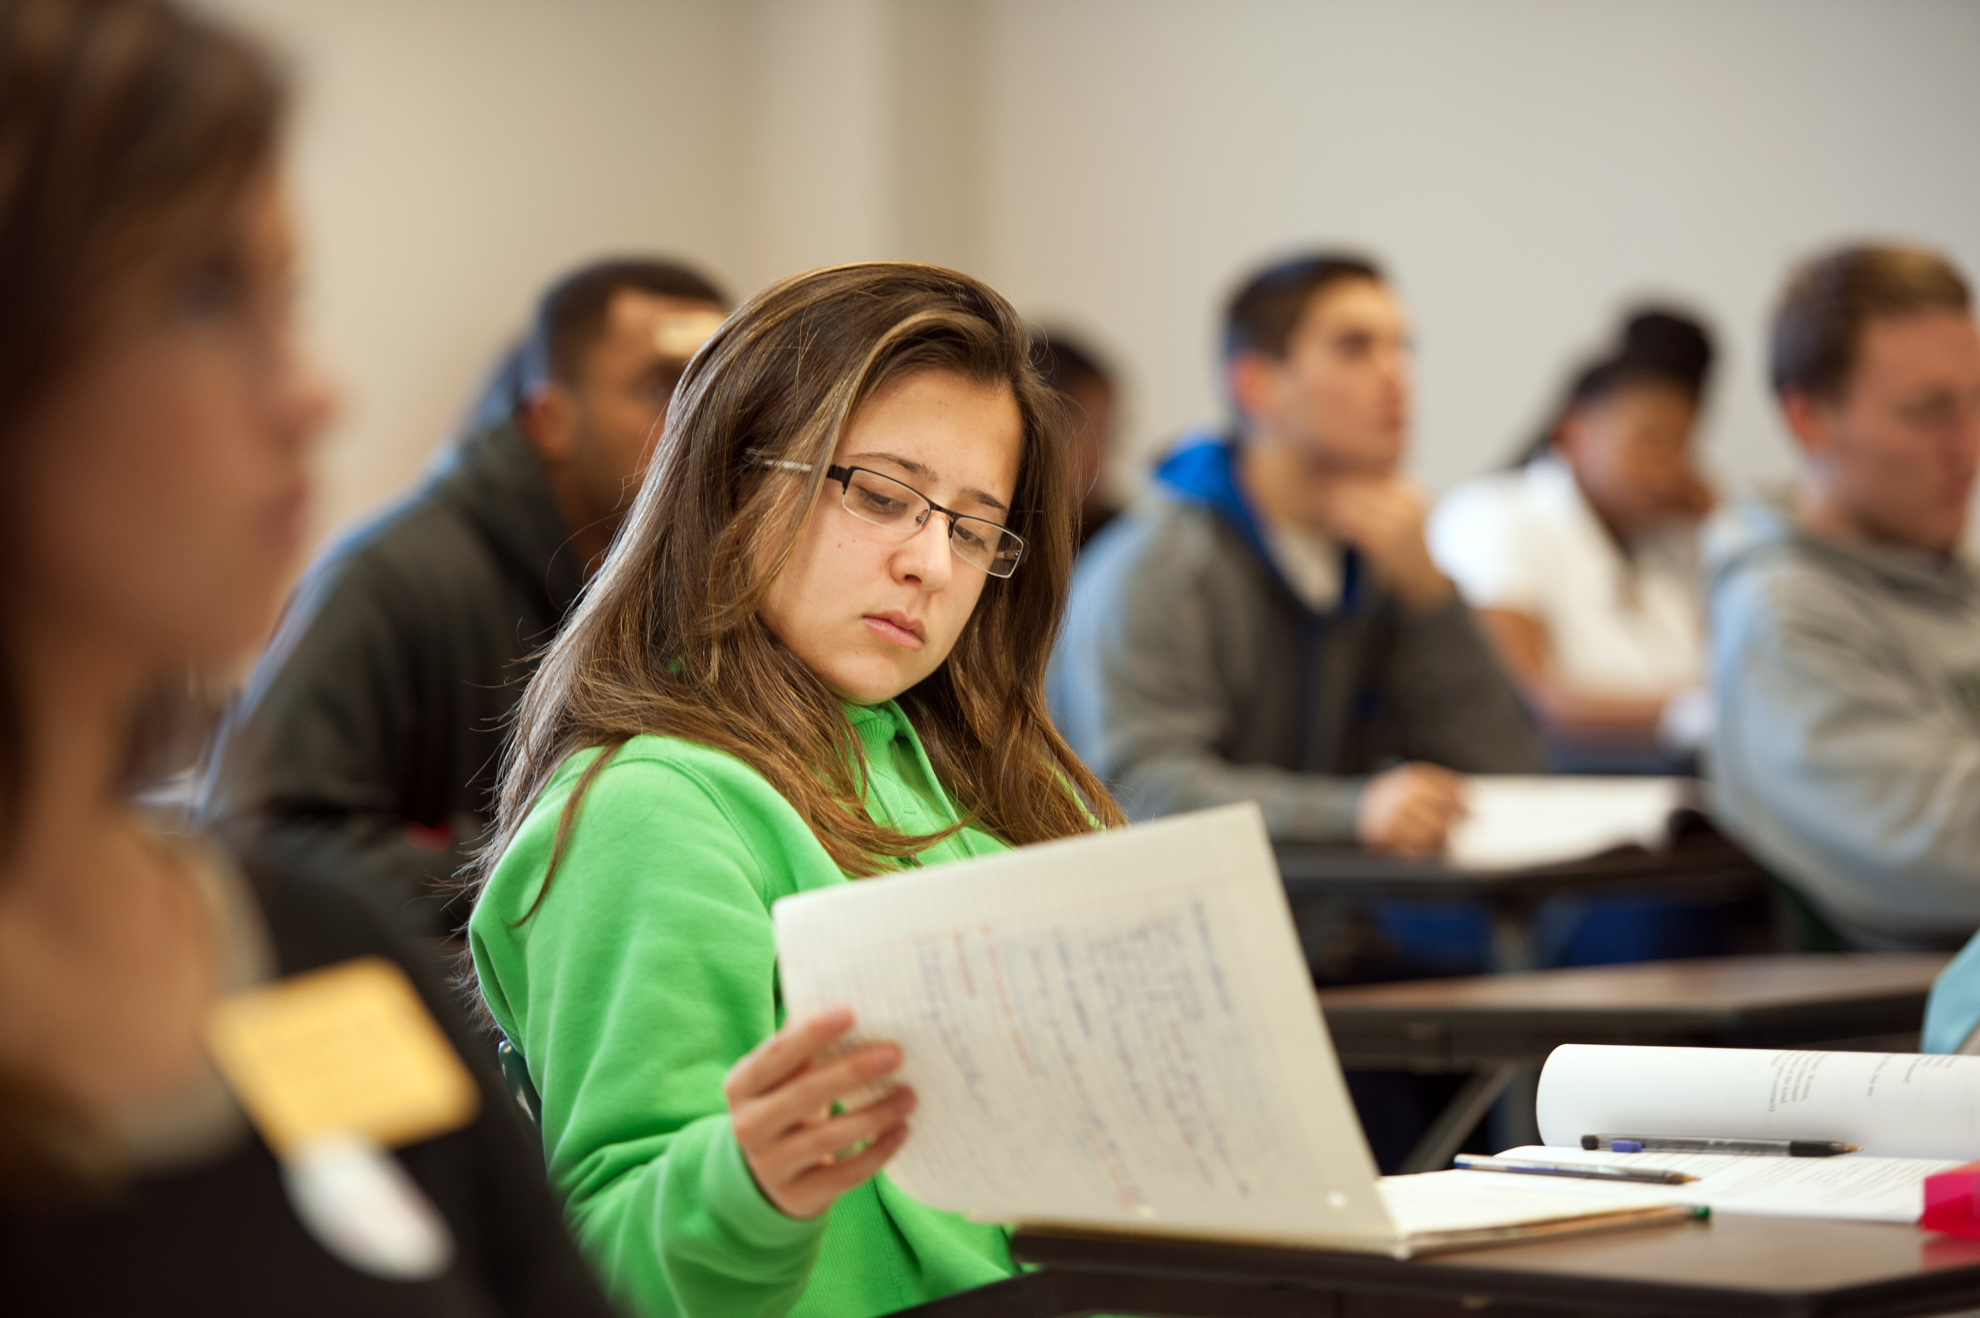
[
  {"left": 1377, "top": 1172, "right": 1677, "bottom": 1235},
  {"left": 1446, "top": 776, "right": 1686, "bottom": 869},
  {"left": 1454, "top": 1147, "right": 1964, "bottom": 1224}
]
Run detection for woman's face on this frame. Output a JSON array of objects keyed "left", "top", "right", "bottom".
[
  {"left": 759, "top": 368, "right": 1024, "bottom": 706},
  {"left": 14, "top": 177, "right": 332, "bottom": 672},
  {"left": 1558, "top": 380, "right": 1712, "bottom": 538}
]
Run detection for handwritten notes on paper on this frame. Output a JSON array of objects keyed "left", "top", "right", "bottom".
[{"left": 773, "top": 804, "right": 1397, "bottom": 1245}]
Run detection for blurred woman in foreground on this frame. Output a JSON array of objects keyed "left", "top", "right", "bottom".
[{"left": 0, "top": 1, "right": 613, "bottom": 1311}]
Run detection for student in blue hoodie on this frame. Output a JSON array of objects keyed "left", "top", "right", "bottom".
[{"left": 1051, "top": 252, "right": 1542, "bottom": 873}]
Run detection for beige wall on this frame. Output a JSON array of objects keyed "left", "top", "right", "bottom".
[
  {"left": 203, "top": 0, "right": 1980, "bottom": 550},
  {"left": 204, "top": 0, "right": 750, "bottom": 548}
]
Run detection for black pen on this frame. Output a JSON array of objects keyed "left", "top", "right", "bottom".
[
  {"left": 1583, "top": 1135, "right": 1859, "bottom": 1158},
  {"left": 1454, "top": 1154, "right": 1696, "bottom": 1185}
]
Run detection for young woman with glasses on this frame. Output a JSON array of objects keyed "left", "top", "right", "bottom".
[{"left": 466, "top": 262, "right": 1124, "bottom": 1318}]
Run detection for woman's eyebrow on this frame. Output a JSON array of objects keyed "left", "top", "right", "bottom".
[{"left": 847, "top": 451, "right": 1010, "bottom": 515}]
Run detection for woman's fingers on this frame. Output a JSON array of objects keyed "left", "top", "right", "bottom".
[
  {"left": 723, "top": 1008, "right": 853, "bottom": 1104},
  {"left": 781, "top": 1122, "right": 912, "bottom": 1217},
  {"left": 754, "top": 1088, "right": 916, "bottom": 1186},
  {"left": 733, "top": 1042, "right": 902, "bottom": 1148}
]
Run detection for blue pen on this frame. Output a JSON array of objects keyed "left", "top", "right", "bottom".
[{"left": 1582, "top": 1135, "right": 1857, "bottom": 1158}]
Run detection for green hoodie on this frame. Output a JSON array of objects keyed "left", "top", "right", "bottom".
[{"left": 469, "top": 700, "right": 1017, "bottom": 1318}]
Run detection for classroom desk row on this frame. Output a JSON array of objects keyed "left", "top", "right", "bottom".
[
  {"left": 1277, "top": 826, "right": 1921, "bottom": 1167},
  {"left": 1322, "top": 952, "right": 1949, "bottom": 1172},
  {"left": 1276, "top": 825, "right": 1771, "bottom": 973},
  {"left": 903, "top": 1216, "right": 1980, "bottom": 1318}
]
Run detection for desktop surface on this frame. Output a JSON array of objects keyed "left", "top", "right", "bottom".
[
  {"left": 1318, "top": 953, "right": 1948, "bottom": 1070},
  {"left": 1011, "top": 1214, "right": 1980, "bottom": 1317}
]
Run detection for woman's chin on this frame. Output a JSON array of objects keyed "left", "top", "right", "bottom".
[{"left": 822, "top": 658, "right": 930, "bottom": 708}]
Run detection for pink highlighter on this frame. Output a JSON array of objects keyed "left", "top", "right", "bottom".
[{"left": 1922, "top": 1163, "right": 1980, "bottom": 1238}]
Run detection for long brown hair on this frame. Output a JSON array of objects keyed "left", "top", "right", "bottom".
[
  {"left": 478, "top": 261, "right": 1123, "bottom": 917},
  {"left": 0, "top": 0, "right": 283, "bottom": 1200}
]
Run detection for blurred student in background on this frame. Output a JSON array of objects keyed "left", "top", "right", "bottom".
[
  {"left": 1429, "top": 309, "right": 1717, "bottom": 772},
  {"left": 1051, "top": 252, "right": 1541, "bottom": 861},
  {"left": 202, "top": 257, "right": 727, "bottom": 947},
  {"left": 1712, "top": 244, "right": 1980, "bottom": 953},
  {"left": 1029, "top": 326, "right": 1124, "bottom": 549},
  {"left": 467, "top": 263, "right": 1119, "bottom": 1317},
  {"left": 0, "top": 0, "right": 614, "bottom": 1309}
]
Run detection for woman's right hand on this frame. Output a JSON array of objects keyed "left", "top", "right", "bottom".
[{"left": 723, "top": 1007, "right": 916, "bottom": 1219}]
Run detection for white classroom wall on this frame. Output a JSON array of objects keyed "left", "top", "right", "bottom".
[{"left": 199, "top": 0, "right": 1980, "bottom": 552}]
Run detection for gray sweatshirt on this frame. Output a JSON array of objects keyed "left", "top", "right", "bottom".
[
  {"left": 1706, "top": 497, "right": 1980, "bottom": 949},
  {"left": 1048, "top": 436, "right": 1543, "bottom": 840}
]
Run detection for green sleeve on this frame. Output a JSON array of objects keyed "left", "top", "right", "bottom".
[{"left": 472, "top": 754, "right": 825, "bottom": 1318}]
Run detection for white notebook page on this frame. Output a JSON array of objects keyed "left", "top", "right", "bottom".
[
  {"left": 1452, "top": 1147, "right": 1964, "bottom": 1224},
  {"left": 773, "top": 803, "right": 1399, "bottom": 1248},
  {"left": 1447, "top": 777, "right": 1684, "bottom": 870}
]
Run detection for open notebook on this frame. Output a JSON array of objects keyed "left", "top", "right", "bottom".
[
  {"left": 772, "top": 804, "right": 1687, "bottom": 1257},
  {"left": 1443, "top": 1044, "right": 1980, "bottom": 1224}
]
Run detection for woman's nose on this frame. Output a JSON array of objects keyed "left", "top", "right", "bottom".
[{"left": 892, "top": 515, "right": 954, "bottom": 588}]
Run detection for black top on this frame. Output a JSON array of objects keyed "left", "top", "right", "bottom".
[
  {"left": 201, "top": 419, "right": 585, "bottom": 941},
  {"left": 0, "top": 862, "right": 616, "bottom": 1317}
]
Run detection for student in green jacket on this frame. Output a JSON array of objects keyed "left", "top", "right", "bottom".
[{"left": 466, "top": 262, "right": 1124, "bottom": 1318}]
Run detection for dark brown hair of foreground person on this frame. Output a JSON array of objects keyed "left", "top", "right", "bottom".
[
  {"left": 0, "top": 0, "right": 282, "bottom": 1195},
  {"left": 1772, "top": 244, "right": 1973, "bottom": 401},
  {"left": 477, "top": 261, "right": 1124, "bottom": 922}
]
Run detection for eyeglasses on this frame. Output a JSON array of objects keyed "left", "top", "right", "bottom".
[{"left": 753, "top": 452, "right": 1025, "bottom": 578}]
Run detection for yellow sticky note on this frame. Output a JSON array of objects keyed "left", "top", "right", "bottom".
[{"left": 205, "top": 957, "right": 480, "bottom": 1157}]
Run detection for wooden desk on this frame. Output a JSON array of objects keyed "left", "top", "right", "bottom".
[
  {"left": 894, "top": 1217, "right": 1980, "bottom": 1317},
  {"left": 1277, "top": 828, "right": 1769, "bottom": 971},
  {"left": 1319, "top": 953, "right": 1950, "bottom": 1173}
]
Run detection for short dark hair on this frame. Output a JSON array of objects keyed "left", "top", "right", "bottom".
[
  {"left": 525, "top": 257, "right": 727, "bottom": 388},
  {"left": 1028, "top": 326, "right": 1112, "bottom": 395},
  {"left": 1770, "top": 244, "right": 1971, "bottom": 401},
  {"left": 1223, "top": 252, "right": 1384, "bottom": 361}
]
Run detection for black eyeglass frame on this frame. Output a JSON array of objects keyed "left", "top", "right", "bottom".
[{"left": 754, "top": 451, "right": 1026, "bottom": 578}]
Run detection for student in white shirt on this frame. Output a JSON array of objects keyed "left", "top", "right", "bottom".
[{"left": 1429, "top": 310, "right": 1716, "bottom": 769}]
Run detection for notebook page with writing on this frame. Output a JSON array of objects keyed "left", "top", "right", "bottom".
[
  {"left": 772, "top": 803, "right": 1399, "bottom": 1249},
  {"left": 1537, "top": 1045, "right": 1980, "bottom": 1160}
]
